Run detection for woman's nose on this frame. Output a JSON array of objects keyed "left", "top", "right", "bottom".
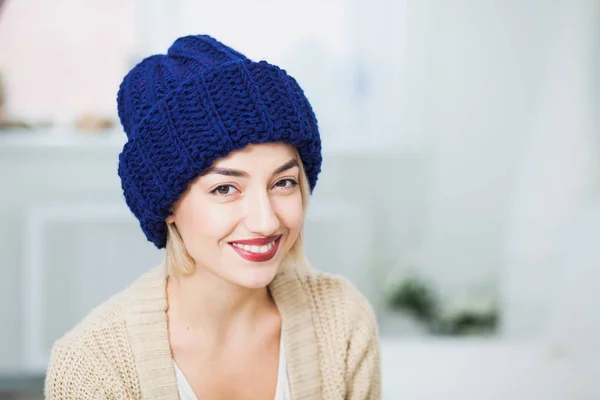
[{"left": 243, "top": 191, "right": 280, "bottom": 236}]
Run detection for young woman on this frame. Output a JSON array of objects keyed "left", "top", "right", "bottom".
[{"left": 45, "top": 34, "right": 380, "bottom": 400}]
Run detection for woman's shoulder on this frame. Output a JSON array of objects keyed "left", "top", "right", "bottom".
[
  {"left": 44, "top": 287, "right": 129, "bottom": 398},
  {"left": 302, "top": 269, "right": 381, "bottom": 396},
  {"left": 45, "top": 295, "right": 126, "bottom": 392},
  {"left": 296, "top": 268, "right": 379, "bottom": 334},
  {"left": 45, "top": 265, "right": 166, "bottom": 397},
  {"left": 301, "top": 268, "right": 369, "bottom": 301}
]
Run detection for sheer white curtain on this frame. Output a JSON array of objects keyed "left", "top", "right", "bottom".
[
  {"left": 392, "top": 0, "right": 600, "bottom": 339},
  {"left": 502, "top": 0, "right": 600, "bottom": 337}
]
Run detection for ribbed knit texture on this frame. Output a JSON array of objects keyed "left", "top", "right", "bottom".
[
  {"left": 117, "top": 35, "right": 322, "bottom": 249},
  {"left": 44, "top": 265, "right": 381, "bottom": 399}
]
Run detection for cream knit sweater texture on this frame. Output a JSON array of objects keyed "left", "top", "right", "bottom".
[{"left": 44, "top": 264, "right": 381, "bottom": 399}]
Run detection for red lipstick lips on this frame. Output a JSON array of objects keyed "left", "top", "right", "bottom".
[
  {"left": 229, "top": 235, "right": 282, "bottom": 262},
  {"left": 230, "top": 235, "right": 280, "bottom": 246}
]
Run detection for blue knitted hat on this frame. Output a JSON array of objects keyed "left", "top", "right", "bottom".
[{"left": 117, "top": 35, "right": 322, "bottom": 249}]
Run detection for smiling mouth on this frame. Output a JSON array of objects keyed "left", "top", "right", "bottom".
[{"left": 228, "top": 235, "right": 282, "bottom": 262}]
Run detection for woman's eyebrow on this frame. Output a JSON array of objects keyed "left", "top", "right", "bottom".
[
  {"left": 201, "top": 167, "right": 248, "bottom": 177},
  {"left": 273, "top": 159, "right": 299, "bottom": 175},
  {"left": 202, "top": 158, "right": 298, "bottom": 177}
]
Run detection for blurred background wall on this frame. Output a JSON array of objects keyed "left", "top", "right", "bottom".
[{"left": 0, "top": 0, "right": 599, "bottom": 398}]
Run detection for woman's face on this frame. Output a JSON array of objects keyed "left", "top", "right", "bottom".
[{"left": 166, "top": 142, "right": 304, "bottom": 288}]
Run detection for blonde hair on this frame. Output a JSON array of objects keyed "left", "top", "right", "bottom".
[{"left": 165, "top": 151, "right": 312, "bottom": 277}]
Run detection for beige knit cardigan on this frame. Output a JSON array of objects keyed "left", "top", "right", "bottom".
[{"left": 44, "top": 264, "right": 381, "bottom": 399}]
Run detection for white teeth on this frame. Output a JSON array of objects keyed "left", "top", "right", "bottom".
[{"left": 232, "top": 241, "right": 275, "bottom": 254}]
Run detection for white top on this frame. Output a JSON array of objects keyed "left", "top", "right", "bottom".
[{"left": 173, "top": 328, "right": 291, "bottom": 400}]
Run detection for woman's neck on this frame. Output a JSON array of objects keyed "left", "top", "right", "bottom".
[{"left": 166, "top": 266, "right": 277, "bottom": 340}]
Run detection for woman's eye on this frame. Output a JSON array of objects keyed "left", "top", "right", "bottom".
[
  {"left": 274, "top": 178, "right": 298, "bottom": 189},
  {"left": 212, "top": 185, "right": 237, "bottom": 196}
]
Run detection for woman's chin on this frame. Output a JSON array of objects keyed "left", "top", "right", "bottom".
[{"left": 227, "top": 261, "right": 281, "bottom": 289}]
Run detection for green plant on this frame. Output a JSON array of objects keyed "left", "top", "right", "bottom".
[
  {"left": 387, "top": 278, "right": 437, "bottom": 322},
  {"left": 385, "top": 276, "right": 499, "bottom": 336}
]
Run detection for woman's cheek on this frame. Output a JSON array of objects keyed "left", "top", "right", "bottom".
[{"left": 278, "top": 194, "right": 304, "bottom": 231}]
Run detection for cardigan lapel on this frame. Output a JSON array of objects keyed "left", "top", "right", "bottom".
[
  {"left": 123, "top": 264, "right": 179, "bottom": 399},
  {"left": 270, "top": 266, "right": 323, "bottom": 399}
]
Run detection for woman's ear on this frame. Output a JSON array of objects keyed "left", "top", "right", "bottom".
[{"left": 165, "top": 209, "right": 175, "bottom": 224}]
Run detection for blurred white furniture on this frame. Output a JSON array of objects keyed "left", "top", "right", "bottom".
[{"left": 380, "top": 337, "right": 600, "bottom": 400}]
